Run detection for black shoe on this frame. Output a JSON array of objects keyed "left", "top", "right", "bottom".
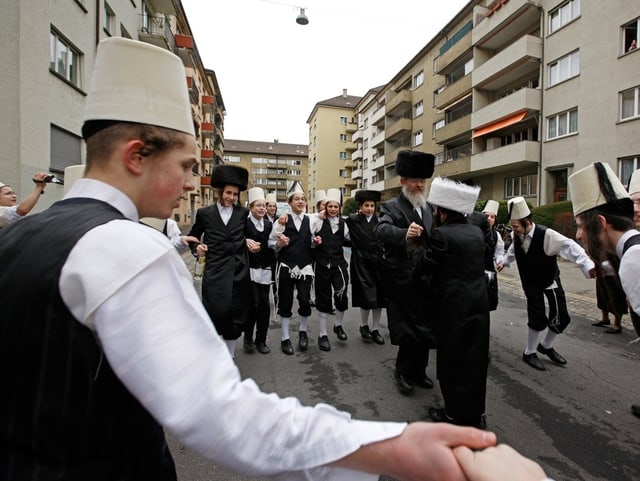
[
  {"left": 243, "top": 338, "right": 255, "bottom": 353},
  {"left": 413, "top": 374, "right": 434, "bottom": 389},
  {"left": 604, "top": 327, "right": 622, "bottom": 334},
  {"left": 429, "top": 407, "right": 453, "bottom": 423},
  {"left": 329, "top": 308, "right": 336, "bottom": 315},
  {"left": 318, "top": 335, "right": 331, "bottom": 351},
  {"left": 537, "top": 344, "right": 567, "bottom": 365},
  {"left": 298, "top": 331, "right": 308, "bottom": 351},
  {"left": 522, "top": 352, "right": 546, "bottom": 371},
  {"left": 631, "top": 404, "right": 640, "bottom": 418},
  {"left": 394, "top": 370, "right": 414, "bottom": 394},
  {"left": 592, "top": 320, "right": 611, "bottom": 327},
  {"left": 359, "top": 325, "right": 372, "bottom": 340},
  {"left": 256, "top": 342, "right": 271, "bottom": 354},
  {"left": 281, "top": 339, "right": 294, "bottom": 355},
  {"left": 333, "top": 325, "right": 347, "bottom": 341},
  {"left": 371, "top": 330, "right": 385, "bottom": 345}
]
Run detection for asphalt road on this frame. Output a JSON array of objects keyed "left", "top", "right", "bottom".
[{"left": 170, "top": 254, "right": 640, "bottom": 481}]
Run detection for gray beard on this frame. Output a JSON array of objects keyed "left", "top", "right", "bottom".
[{"left": 402, "top": 186, "right": 427, "bottom": 210}]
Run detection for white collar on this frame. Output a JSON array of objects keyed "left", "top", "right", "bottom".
[{"left": 64, "top": 178, "right": 139, "bottom": 221}]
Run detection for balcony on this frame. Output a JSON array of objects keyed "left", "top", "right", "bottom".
[
  {"left": 435, "top": 26, "right": 472, "bottom": 75},
  {"left": 186, "top": 76, "right": 199, "bottom": 105},
  {"left": 352, "top": 129, "right": 363, "bottom": 143},
  {"left": 384, "top": 140, "right": 412, "bottom": 167},
  {"left": 472, "top": 0, "right": 541, "bottom": 51},
  {"left": 471, "top": 87, "right": 540, "bottom": 131},
  {"left": 435, "top": 156, "right": 471, "bottom": 179},
  {"left": 138, "top": 14, "right": 175, "bottom": 52},
  {"left": 344, "top": 141, "right": 357, "bottom": 152},
  {"left": 351, "top": 168, "right": 363, "bottom": 179},
  {"left": 385, "top": 90, "right": 412, "bottom": 116},
  {"left": 371, "top": 105, "right": 385, "bottom": 126},
  {"left": 202, "top": 95, "right": 215, "bottom": 113},
  {"left": 200, "top": 175, "right": 211, "bottom": 186},
  {"left": 201, "top": 122, "right": 214, "bottom": 137},
  {"left": 351, "top": 148, "right": 363, "bottom": 161},
  {"left": 344, "top": 121, "right": 358, "bottom": 133},
  {"left": 174, "top": 34, "right": 195, "bottom": 68},
  {"left": 385, "top": 117, "right": 412, "bottom": 141},
  {"left": 201, "top": 148, "right": 213, "bottom": 160},
  {"left": 473, "top": 35, "right": 542, "bottom": 91},
  {"left": 435, "top": 75, "right": 472, "bottom": 111},
  {"left": 470, "top": 140, "right": 539, "bottom": 176},
  {"left": 434, "top": 115, "right": 471, "bottom": 144}
]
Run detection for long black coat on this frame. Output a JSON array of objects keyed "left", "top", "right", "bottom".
[
  {"left": 374, "top": 194, "right": 434, "bottom": 346},
  {"left": 188, "top": 204, "right": 251, "bottom": 340},
  {"left": 345, "top": 213, "right": 385, "bottom": 309},
  {"left": 412, "top": 221, "right": 490, "bottom": 422}
]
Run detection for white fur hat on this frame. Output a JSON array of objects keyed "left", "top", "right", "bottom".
[
  {"left": 325, "top": 188, "right": 342, "bottom": 205},
  {"left": 628, "top": 169, "right": 640, "bottom": 196},
  {"left": 265, "top": 193, "right": 277, "bottom": 204},
  {"left": 82, "top": 37, "right": 194, "bottom": 139},
  {"left": 315, "top": 189, "right": 327, "bottom": 204},
  {"left": 63, "top": 165, "right": 86, "bottom": 195},
  {"left": 248, "top": 187, "right": 266, "bottom": 205},
  {"left": 568, "top": 162, "right": 630, "bottom": 216},
  {"left": 482, "top": 199, "right": 499, "bottom": 216},
  {"left": 427, "top": 177, "right": 480, "bottom": 215},
  {"left": 508, "top": 197, "right": 531, "bottom": 220}
]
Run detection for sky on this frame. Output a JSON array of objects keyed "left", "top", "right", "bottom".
[{"left": 181, "top": 0, "right": 470, "bottom": 145}]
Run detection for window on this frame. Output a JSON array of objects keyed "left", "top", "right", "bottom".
[
  {"left": 224, "top": 155, "right": 241, "bottom": 163},
  {"left": 339, "top": 116, "right": 348, "bottom": 124},
  {"left": 549, "top": 0, "right": 580, "bottom": 34},
  {"left": 339, "top": 134, "right": 347, "bottom": 142},
  {"left": 505, "top": 174, "right": 537, "bottom": 198},
  {"left": 413, "top": 70, "right": 424, "bottom": 89},
  {"left": 339, "top": 169, "right": 347, "bottom": 178},
  {"left": 622, "top": 18, "right": 639, "bottom": 53},
  {"left": 547, "top": 108, "right": 578, "bottom": 140},
  {"left": 251, "top": 157, "right": 269, "bottom": 164},
  {"left": 414, "top": 100, "right": 424, "bottom": 118},
  {"left": 414, "top": 130, "right": 423, "bottom": 146},
  {"left": 104, "top": 2, "right": 115, "bottom": 35},
  {"left": 50, "top": 125, "right": 81, "bottom": 173},
  {"left": 433, "top": 119, "right": 445, "bottom": 137},
  {"left": 619, "top": 155, "right": 640, "bottom": 186},
  {"left": 548, "top": 50, "right": 579, "bottom": 86},
  {"left": 620, "top": 86, "right": 640, "bottom": 120},
  {"left": 50, "top": 30, "right": 82, "bottom": 88},
  {"left": 339, "top": 152, "right": 347, "bottom": 160}
]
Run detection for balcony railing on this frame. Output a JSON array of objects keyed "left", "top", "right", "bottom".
[{"left": 138, "top": 14, "right": 175, "bottom": 52}]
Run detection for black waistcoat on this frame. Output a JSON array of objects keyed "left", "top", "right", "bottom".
[
  {"left": 0, "top": 198, "right": 176, "bottom": 481},
  {"left": 514, "top": 225, "right": 558, "bottom": 290},
  {"left": 314, "top": 218, "right": 346, "bottom": 266},
  {"left": 245, "top": 217, "right": 275, "bottom": 269},
  {"left": 621, "top": 234, "right": 640, "bottom": 323},
  {"left": 278, "top": 215, "right": 313, "bottom": 268}
]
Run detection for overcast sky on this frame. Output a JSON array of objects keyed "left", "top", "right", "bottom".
[{"left": 181, "top": 0, "right": 470, "bottom": 145}]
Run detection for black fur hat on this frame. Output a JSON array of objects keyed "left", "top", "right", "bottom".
[
  {"left": 395, "top": 150, "right": 435, "bottom": 179},
  {"left": 354, "top": 190, "right": 381, "bottom": 204},
  {"left": 211, "top": 165, "right": 249, "bottom": 191}
]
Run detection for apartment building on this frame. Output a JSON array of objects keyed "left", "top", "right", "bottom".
[
  {"left": 222, "top": 139, "right": 308, "bottom": 206},
  {"left": 347, "top": 0, "right": 640, "bottom": 206},
  {"left": 0, "top": 0, "right": 224, "bottom": 227},
  {"left": 306, "top": 90, "right": 361, "bottom": 210}
]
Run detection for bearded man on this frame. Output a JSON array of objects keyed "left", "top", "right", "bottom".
[{"left": 375, "top": 150, "right": 436, "bottom": 394}]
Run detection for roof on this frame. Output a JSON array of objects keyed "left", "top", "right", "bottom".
[{"left": 224, "top": 139, "right": 308, "bottom": 157}]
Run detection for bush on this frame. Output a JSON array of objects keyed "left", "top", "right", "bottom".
[{"left": 342, "top": 197, "right": 358, "bottom": 215}]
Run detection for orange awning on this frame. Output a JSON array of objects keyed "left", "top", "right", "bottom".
[{"left": 472, "top": 111, "right": 526, "bottom": 139}]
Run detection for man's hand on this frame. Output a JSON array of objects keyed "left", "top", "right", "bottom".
[
  {"left": 276, "top": 233, "right": 290, "bottom": 248},
  {"left": 246, "top": 238, "right": 261, "bottom": 253},
  {"left": 278, "top": 213, "right": 289, "bottom": 225},
  {"left": 406, "top": 222, "right": 424, "bottom": 239},
  {"left": 453, "top": 444, "right": 547, "bottom": 481},
  {"left": 181, "top": 235, "right": 200, "bottom": 247},
  {"left": 196, "top": 243, "right": 208, "bottom": 257}
]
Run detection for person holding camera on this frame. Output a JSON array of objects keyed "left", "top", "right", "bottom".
[{"left": 0, "top": 172, "right": 52, "bottom": 228}]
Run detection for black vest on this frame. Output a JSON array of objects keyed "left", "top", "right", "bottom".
[
  {"left": 245, "top": 217, "right": 275, "bottom": 269},
  {"left": 278, "top": 215, "right": 313, "bottom": 268},
  {"left": 0, "top": 198, "right": 176, "bottom": 481},
  {"left": 314, "top": 217, "right": 346, "bottom": 266},
  {"left": 514, "top": 225, "right": 558, "bottom": 290},
  {"left": 621, "top": 234, "right": 640, "bottom": 323}
]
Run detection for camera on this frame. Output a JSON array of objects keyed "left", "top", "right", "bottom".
[{"left": 44, "top": 175, "right": 64, "bottom": 185}]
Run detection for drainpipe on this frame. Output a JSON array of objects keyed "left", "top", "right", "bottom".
[{"left": 535, "top": 4, "right": 544, "bottom": 207}]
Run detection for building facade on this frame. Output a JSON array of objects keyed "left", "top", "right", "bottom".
[{"left": 1, "top": 0, "right": 224, "bottom": 227}]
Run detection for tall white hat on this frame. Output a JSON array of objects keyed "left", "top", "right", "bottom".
[
  {"left": 248, "top": 187, "right": 266, "bottom": 205},
  {"left": 82, "top": 37, "right": 194, "bottom": 139},
  {"left": 427, "top": 177, "right": 480, "bottom": 215},
  {"left": 568, "top": 162, "right": 631, "bottom": 216},
  {"left": 507, "top": 197, "right": 531, "bottom": 220},
  {"left": 482, "top": 199, "right": 500, "bottom": 216},
  {"left": 325, "top": 188, "right": 342, "bottom": 205},
  {"left": 315, "top": 189, "right": 327, "bottom": 204},
  {"left": 63, "top": 165, "right": 86, "bottom": 195},
  {"left": 266, "top": 193, "right": 277, "bottom": 204},
  {"left": 287, "top": 183, "right": 305, "bottom": 200},
  {"left": 628, "top": 169, "right": 640, "bottom": 196}
]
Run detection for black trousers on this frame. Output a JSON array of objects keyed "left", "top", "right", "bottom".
[
  {"left": 276, "top": 263, "right": 313, "bottom": 318},
  {"left": 245, "top": 282, "right": 271, "bottom": 344},
  {"left": 314, "top": 262, "right": 349, "bottom": 313},
  {"left": 396, "top": 342, "right": 430, "bottom": 381},
  {"left": 525, "top": 280, "right": 570, "bottom": 333}
]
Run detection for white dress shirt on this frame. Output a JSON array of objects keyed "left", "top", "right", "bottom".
[
  {"left": 0, "top": 205, "right": 21, "bottom": 227},
  {"left": 217, "top": 202, "right": 233, "bottom": 225},
  {"left": 616, "top": 229, "right": 640, "bottom": 316},
  {"left": 248, "top": 214, "right": 276, "bottom": 285},
  {"left": 59, "top": 179, "right": 405, "bottom": 479}
]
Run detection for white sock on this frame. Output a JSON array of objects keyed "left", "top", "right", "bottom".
[
  {"left": 299, "top": 316, "right": 309, "bottom": 333},
  {"left": 335, "top": 310, "right": 344, "bottom": 326},
  {"left": 281, "top": 317, "right": 291, "bottom": 341},
  {"left": 371, "top": 309, "right": 382, "bottom": 330},
  {"left": 360, "top": 309, "right": 370, "bottom": 327},
  {"left": 540, "top": 329, "right": 558, "bottom": 349},
  {"left": 225, "top": 339, "right": 237, "bottom": 358},
  {"left": 318, "top": 312, "right": 328, "bottom": 337},
  {"left": 525, "top": 327, "right": 540, "bottom": 355}
]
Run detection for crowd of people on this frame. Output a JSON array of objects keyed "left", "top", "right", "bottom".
[{"left": 5, "top": 35, "right": 638, "bottom": 480}]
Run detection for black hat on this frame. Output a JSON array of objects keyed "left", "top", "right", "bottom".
[
  {"left": 211, "top": 165, "right": 249, "bottom": 191},
  {"left": 395, "top": 151, "right": 435, "bottom": 179},
  {"left": 354, "top": 190, "right": 381, "bottom": 204}
]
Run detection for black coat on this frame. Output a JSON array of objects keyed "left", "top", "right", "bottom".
[
  {"left": 374, "top": 194, "right": 434, "bottom": 346},
  {"left": 345, "top": 213, "right": 385, "bottom": 309},
  {"left": 188, "top": 204, "right": 251, "bottom": 339}
]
